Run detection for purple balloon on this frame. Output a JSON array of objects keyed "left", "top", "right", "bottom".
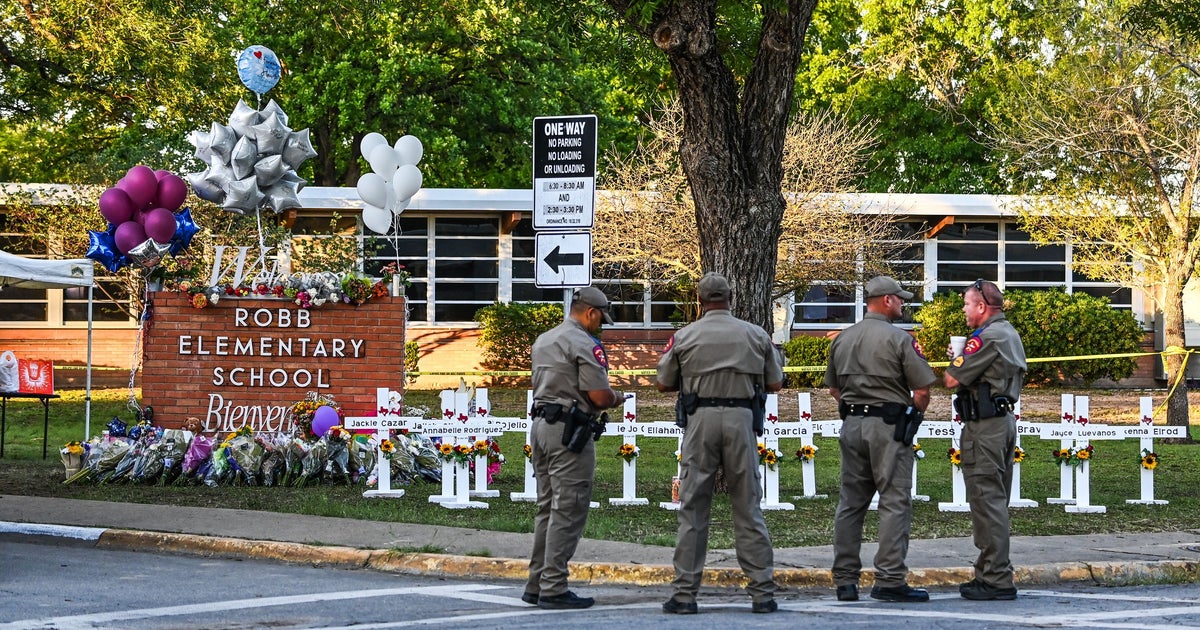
[
  {"left": 311, "top": 405, "right": 340, "bottom": 437},
  {"left": 154, "top": 169, "right": 172, "bottom": 181},
  {"left": 144, "top": 207, "right": 177, "bottom": 244},
  {"left": 156, "top": 174, "right": 188, "bottom": 211},
  {"left": 98, "top": 187, "right": 134, "bottom": 225},
  {"left": 113, "top": 220, "right": 147, "bottom": 254},
  {"left": 121, "top": 165, "right": 159, "bottom": 209}
]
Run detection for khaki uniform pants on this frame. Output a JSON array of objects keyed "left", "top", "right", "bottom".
[
  {"left": 832, "top": 415, "right": 915, "bottom": 587},
  {"left": 673, "top": 406, "right": 775, "bottom": 603},
  {"left": 526, "top": 416, "right": 595, "bottom": 597},
  {"left": 961, "top": 414, "right": 1017, "bottom": 589}
]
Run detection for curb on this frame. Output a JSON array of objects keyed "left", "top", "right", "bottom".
[{"left": 93, "top": 529, "right": 1200, "bottom": 590}]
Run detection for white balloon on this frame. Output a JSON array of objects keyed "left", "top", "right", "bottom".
[
  {"left": 362, "top": 204, "right": 393, "bottom": 235},
  {"left": 356, "top": 172, "right": 389, "bottom": 207},
  {"left": 360, "top": 133, "right": 388, "bottom": 159},
  {"left": 367, "top": 144, "right": 401, "bottom": 178},
  {"left": 392, "top": 197, "right": 411, "bottom": 216},
  {"left": 392, "top": 164, "right": 423, "bottom": 200},
  {"left": 394, "top": 135, "right": 423, "bottom": 166}
]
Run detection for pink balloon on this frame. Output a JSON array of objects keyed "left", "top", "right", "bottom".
[
  {"left": 132, "top": 206, "right": 149, "bottom": 226},
  {"left": 121, "top": 165, "right": 158, "bottom": 209},
  {"left": 156, "top": 174, "right": 188, "bottom": 210},
  {"left": 144, "top": 207, "right": 177, "bottom": 244},
  {"left": 113, "top": 221, "right": 147, "bottom": 254},
  {"left": 311, "top": 405, "right": 340, "bottom": 437},
  {"left": 154, "top": 169, "right": 172, "bottom": 181},
  {"left": 98, "top": 187, "right": 134, "bottom": 225}
]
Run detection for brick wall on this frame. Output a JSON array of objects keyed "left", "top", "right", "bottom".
[{"left": 140, "top": 292, "right": 408, "bottom": 431}]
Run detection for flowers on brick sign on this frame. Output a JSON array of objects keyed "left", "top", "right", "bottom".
[
  {"left": 1013, "top": 445, "right": 1026, "bottom": 464},
  {"left": 757, "top": 442, "right": 781, "bottom": 470},
  {"left": 1140, "top": 448, "right": 1159, "bottom": 470},
  {"left": 913, "top": 443, "right": 925, "bottom": 459},
  {"left": 286, "top": 392, "right": 343, "bottom": 440},
  {"left": 164, "top": 266, "right": 404, "bottom": 311},
  {"left": 618, "top": 442, "right": 640, "bottom": 463},
  {"left": 947, "top": 447, "right": 962, "bottom": 468},
  {"left": 795, "top": 444, "right": 818, "bottom": 462}
]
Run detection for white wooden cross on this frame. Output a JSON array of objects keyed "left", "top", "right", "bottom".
[
  {"left": 792, "top": 392, "right": 827, "bottom": 500},
  {"left": 509, "top": 390, "right": 537, "bottom": 502},
  {"left": 607, "top": 393, "right": 648, "bottom": 506},
  {"left": 1009, "top": 401, "right": 1038, "bottom": 508},
  {"left": 935, "top": 394, "right": 970, "bottom": 512},
  {"left": 1124, "top": 396, "right": 1184, "bottom": 505},
  {"left": 343, "top": 387, "right": 417, "bottom": 499},
  {"left": 758, "top": 394, "right": 795, "bottom": 511},
  {"left": 1064, "top": 396, "right": 1110, "bottom": 514},
  {"left": 1046, "top": 393, "right": 1078, "bottom": 505}
]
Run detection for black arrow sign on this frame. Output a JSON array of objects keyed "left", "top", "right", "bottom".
[{"left": 543, "top": 245, "right": 584, "bottom": 273}]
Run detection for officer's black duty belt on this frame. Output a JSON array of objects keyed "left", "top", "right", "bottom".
[
  {"left": 694, "top": 397, "right": 755, "bottom": 409},
  {"left": 844, "top": 402, "right": 906, "bottom": 417}
]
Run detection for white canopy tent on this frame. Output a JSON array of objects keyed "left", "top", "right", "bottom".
[{"left": 0, "top": 249, "right": 96, "bottom": 437}]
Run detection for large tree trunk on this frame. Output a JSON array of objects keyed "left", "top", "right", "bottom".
[
  {"left": 607, "top": 0, "right": 818, "bottom": 334},
  {"left": 1161, "top": 272, "right": 1195, "bottom": 442}
]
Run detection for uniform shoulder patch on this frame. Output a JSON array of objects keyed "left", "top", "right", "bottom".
[
  {"left": 593, "top": 344, "right": 609, "bottom": 368},
  {"left": 952, "top": 355, "right": 965, "bottom": 367},
  {"left": 964, "top": 337, "right": 983, "bottom": 355},
  {"left": 912, "top": 338, "right": 927, "bottom": 359},
  {"left": 663, "top": 335, "right": 675, "bottom": 353}
]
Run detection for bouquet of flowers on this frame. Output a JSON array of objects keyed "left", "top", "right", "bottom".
[
  {"left": 287, "top": 392, "right": 342, "bottom": 440},
  {"left": 130, "top": 439, "right": 168, "bottom": 484},
  {"left": 227, "top": 432, "right": 266, "bottom": 485},
  {"left": 407, "top": 433, "right": 443, "bottom": 482},
  {"left": 323, "top": 426, "right": 353, "bottom": 483},
  {"left": 348, "top": 435, "right": 376, "bottom": 483},
  {"left": 281, "top": 437, "right": 310, "bottom": 486},
  {"left": 912, "top": 443, "right": 925, "bottom": 459},
  {"left": 259, "top": 434, "right": 288, "bottom": 486},
  {"left": 176, "top": 434, "right": 213, "bottom": 484},
  {"left": 60, "top": 440, "right": 89, "bottom": 478},
  {"left": 64, "top": 439, "right": 125, "bottom": 485},
  {"left": 294, "top": 439, "right": 329, "bottom": 486},
  {"left": 795, "top": 444, "right": 818, "bottom": 462},
  {"left": 1013, "top": 445, "right": 1026, "bottom": 464},
  {"left": 947, "top": 447, "right": 963, "bottom": 468},
  {"left": 618, "top": 443, "right": 640, "bottom": 464},
  {"left": 106, "top": 438, "right": 147, "bottom": 483},
  {"left": 202, "top": 443, "right": 233, "bottom": 487},
  {"left": 340, "top": 272, "right": 376, "bottom": 306}
]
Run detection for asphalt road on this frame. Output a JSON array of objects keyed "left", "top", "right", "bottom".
[{"left": 3, "top": 535, "right": 1200, "bottom": 630}]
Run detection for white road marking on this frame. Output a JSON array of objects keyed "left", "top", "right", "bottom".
[
  {"left": 0, "top": 584, "right": 506, "bottom": 630},
  {"left": 0, "top": 520, "right": 105, "bottom": 540},
  {"left": 322, "top": 603, "right": 660, "bottom": 629},
  {"left": 1022, "top": 588, "right": 1199, "bottom": 604}
]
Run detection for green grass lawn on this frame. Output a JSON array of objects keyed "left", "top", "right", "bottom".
[{"left": 0, "top": 387, "right": 1196, "bottom": 549}]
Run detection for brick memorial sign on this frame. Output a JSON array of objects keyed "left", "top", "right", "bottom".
[{"left": 141, "top": 292, "right": 407, "bottom": 432}]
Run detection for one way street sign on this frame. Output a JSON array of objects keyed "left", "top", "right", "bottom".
[{"left": 535, "top": 232, "right": 592, "bottom": 288}]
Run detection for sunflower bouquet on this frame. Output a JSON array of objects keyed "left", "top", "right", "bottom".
[{"left": 795, "top": 444, "right": 818, "bottom": 462}]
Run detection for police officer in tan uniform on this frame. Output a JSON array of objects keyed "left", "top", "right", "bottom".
[
  {"left": 655, "top": 272, "right": 783, "bottom": 615},
  {"left": 944, "top": 279, "right": 1026, "bottom": 601},
  {"left": 525, "top": 286, "right": 623, "bottom": 610},
  {"left": 825, "top": 276, "right": 936, "bottom": 603}
]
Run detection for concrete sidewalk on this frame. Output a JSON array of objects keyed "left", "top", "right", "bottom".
[{"left": 3, "top": 494, "right": 1199, "bottom": 590}]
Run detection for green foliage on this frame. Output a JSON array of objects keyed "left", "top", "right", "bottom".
[
  {"left": 781, "top": 335, "right": 832, "bottom": 388},
  {"left": 473, "top": 302, "right": 564, "bottom": 371},
  {"left": 914, "top": 289, "right": 1143, "bottom": 386},
  {"left": 404, "top": 341, "right": 420, "bottom": 385}
]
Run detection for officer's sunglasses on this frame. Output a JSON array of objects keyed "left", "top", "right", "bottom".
[{"left": 972, "top": 279, "right": 1001, "bottom": 307}]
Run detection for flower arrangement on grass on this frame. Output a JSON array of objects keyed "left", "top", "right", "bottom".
[
  {"left": 913, "top": 443, "right": 925, "bottom": 459},
  {"left": 60, "top": 440, "right": 87, "bottom": 456},
  {"left": 947, "top": 447, "right": 962, "bottom": 468},
  {"left": 618, "top": 443, "right": 640, "bottom": 463},
  {"left": 1013, "top": 445, "right": 1026, "bottom": 464},
  {"left": 795, "top": 444, "right": 818, "bottom": 462},
  {"left": 757, "top": 443, "right": 781, "bottom": 470},
  {"left": 1140, "top": 448, "right": 1159, "bottom": 470}
]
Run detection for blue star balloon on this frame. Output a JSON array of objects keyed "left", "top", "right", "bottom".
[
  {"left": 169, "top": 207, "right": 200, "bottom": 256},
  {"left": 86, "top": 229, "right": 124, "bottom": 273},
  {"left": 236, "top": 45, "right": 281, "bottom": 95}
]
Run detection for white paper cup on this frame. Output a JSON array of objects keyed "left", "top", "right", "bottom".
[{"left": 950, "top": 336, "right": 967, "bottom": 358}]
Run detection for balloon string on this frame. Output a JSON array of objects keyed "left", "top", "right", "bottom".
[{"left": 255, "top": 209, "right": 266, "bottom": 257}]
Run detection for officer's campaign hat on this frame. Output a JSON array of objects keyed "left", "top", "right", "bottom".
[
  {"left": 865, "top": 275, "right": 914, "bottom": 300},
  {"left": 574, "top": 286, "right": 614, "bottom": 323}
]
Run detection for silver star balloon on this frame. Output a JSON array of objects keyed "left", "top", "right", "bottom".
[
  {"left": 187, "top": 128, "right": 214, "bottom": 163},
  {"left": 230, "top": 135, "right": 259, "bottom": 180},
  {"left": 223, "top": 176, "right": 262, "bottom": 214},
  {"left": 125, "top": 239, "right": 172, "bottom": 269},
  {"left": 280, "top": 170, "right": 307, "bottom": 193},
  {"left": 261, "top": 99, "right": 289, "bottom": 128},
  {"left": 251, "top": 112, "right": 291, "bottom": 156},
  {"left": 281, "top": 128, "right": 318, "bottom": 170},
  {"left": 208, "top": 122, "right": 237, "bottom": 164},
  {"left": 187, "top": 170, "right": 225, "bottom": 203},
  {"left": 228, "top": 99, "right": 262, "bottom": 140},
  {"left": 253, "top": 154, "right": 289, "bottom": 187},
  {"left": 262, "top": 181, "right": 302, "bottom": 214}
]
